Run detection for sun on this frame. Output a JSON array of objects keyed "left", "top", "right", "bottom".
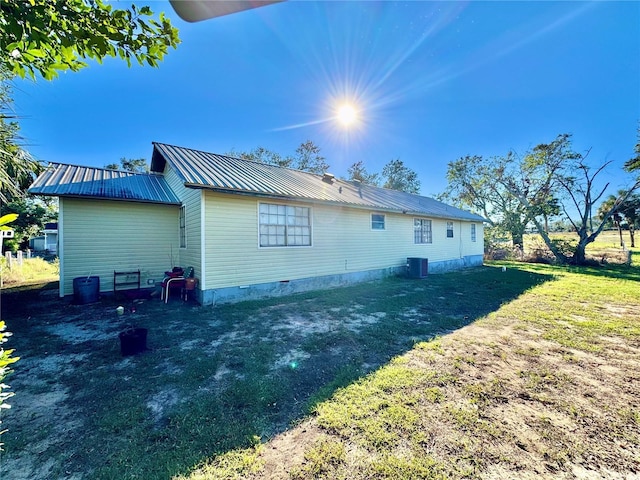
[{"left": 336, "top": 103, "right": 358, "bottom": 127}]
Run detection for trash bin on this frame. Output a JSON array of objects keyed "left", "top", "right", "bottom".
[{"left": 73, "top": 276, "right": 100, "bottom": 304}]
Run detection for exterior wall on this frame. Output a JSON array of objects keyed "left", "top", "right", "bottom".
[
  {"left": 200, "top": 191, "right": 484, "bottom": 304},
  {"left": 59, "top": 197, "right": 179, "bottom": 297},
  {"left": 163, "top": 167, "right": 202, "bottom": 281},
  {"left": 44, "top": 231, "right": 58, "bottom": 253}
]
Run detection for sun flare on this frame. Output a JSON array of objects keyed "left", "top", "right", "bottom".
[{"left": 336, "top": 104, "right": 358, "bottom": 127}]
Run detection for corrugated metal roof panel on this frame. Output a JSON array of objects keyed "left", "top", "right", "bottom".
[
  {"left": 28, "top": 163, "right": 181, "bottom": 205},
  {"left": 153, "top": 143, "right": 485, "bottom": 222}
]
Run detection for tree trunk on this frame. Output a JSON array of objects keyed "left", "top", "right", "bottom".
[
  {"left": 512, "top": 232, "right": 524, "bottom": 256},
  {"left": 616, "top": 221, "right": 623, "bottom": 247},
  {"left": 529, "top": 217, "right": 569, "bottom": 264},
  {"left": 630, "top": 225, "right": 635, "bottom": 248},
  {"left": 573, "top": 241, "right": 587, "bottom": 265}
]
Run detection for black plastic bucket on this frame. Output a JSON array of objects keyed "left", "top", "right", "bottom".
[
  {"left": 73, "top": 276, "right": 100, "bottom": 304},
  {"left": 119, "top": 328, "right": 148, "bottom": 356}
]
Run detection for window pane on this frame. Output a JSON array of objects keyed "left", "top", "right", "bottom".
[
  {"left": 260, "top": 202, "right": 310, "bottom": 247},
  {"left": 372, "top": 214, "right": 385, "bottom": 230},
  {"left": 414, "top": 218, "right": 432, "bottom": 244}
]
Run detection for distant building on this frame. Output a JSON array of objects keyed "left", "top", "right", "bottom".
[{"left": 29, "top": 222, "right": 58, "bottom": 253}]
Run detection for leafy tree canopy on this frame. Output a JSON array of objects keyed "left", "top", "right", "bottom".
[
  {"left": 229, "top": 140, "right": 329, "bottom": 174},
  {"left": 228, "top": 146, "right": 293, "bottom": 169},
  {"left": 442, "top": 133, "right": 640, "bottom": 265},
  {"left": 0, "top": 0, "right": 180, "bottom": 80},
  {"left": 105, "top": 157, "right": 148, "bottom": 173},
  {"left": 598, "top": 191, "right": 640, "bottom": 248},
  {"left": 0, "top": 197, "right": 57, "bottom": 251},
  {"left": 381, "top": 158, "right": 421, "bottom": 194},
  {"left": 347, "top": 160, "right": 380, "bottom": 186},
  {"left": 294, "top": 140, "right": 329, "bottom": 175},
  {"left": 624, "top": 126, "right": 640, "bottom": 173}
]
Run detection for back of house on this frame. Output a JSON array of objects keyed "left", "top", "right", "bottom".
[{"left": 28, "top": 143, "right": 485, "bottom": 304}]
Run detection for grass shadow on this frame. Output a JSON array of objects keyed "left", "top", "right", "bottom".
[{"left": 2, "top": 265, "right": 552, "bottom": 479}]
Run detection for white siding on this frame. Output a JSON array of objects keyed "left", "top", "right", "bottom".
[
  {"left": 202, "top": 192, "right": 484, "bottom": 289},
  {"left": 60, "top": 198, "right": 179, "bottom": 296},
  {"left": 163, "top": 167, "right": 202, "bottom": 279}
]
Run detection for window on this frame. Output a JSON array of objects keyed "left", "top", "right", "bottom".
[
  {"left": 371, "top": 213, "right": 386, "bottom": 230},
  {"left": 446, "top": 221, "right": 454, "bottom": 238},
  {"left": 179, "top": 205, "right": 186, "bottom": 248},
  {"left": 259, "top": 203, "right": 311, "bottom": 247},
  {"left": 414, "top": 218, "right": 432, "bottom": 244},
  {"left": 471, "top": 223, "right": 476, "bottom": 242}
]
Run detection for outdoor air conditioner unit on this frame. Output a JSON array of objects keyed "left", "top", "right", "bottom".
[{"left": 407, "top": 257, "right": 428, "bottom": 279}]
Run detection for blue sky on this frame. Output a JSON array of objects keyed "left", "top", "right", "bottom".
[{"left": 12, "top": 1, "right": 640, "bottom": 197}]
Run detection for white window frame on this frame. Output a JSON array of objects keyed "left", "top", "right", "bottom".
[
  {"left": 414, "top": 218, "right": 432, "bottom": 244},
  {"left": 258, "top": 202, "right": 312, "bottom": 248},
  {"left": 371, "top": 213, "right": 386, "bottom": 231},
  {"left": 471, "top": 223, "right": 476, "bottom": 242},
  {"left": 179, "top": 205, "right": 187, "bottom": 248},
  {"left": 446, "top": 221, "right": 454, "bottom": 238}
]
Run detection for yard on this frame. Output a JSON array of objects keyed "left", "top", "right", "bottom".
[{"left": 1, "top": 257, "right": 639, "bottom": 479}]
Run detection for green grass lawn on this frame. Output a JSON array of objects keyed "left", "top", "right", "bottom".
[
  {"left": 180, "top": 261, "right": 640, "bottom": 480},
  {"left": 1, "top": 259, "right": 638, "bottom": 479}
]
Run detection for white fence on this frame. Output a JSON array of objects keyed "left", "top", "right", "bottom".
[{"left": 4, "top": 250, "right": 34, "bottom": 269}]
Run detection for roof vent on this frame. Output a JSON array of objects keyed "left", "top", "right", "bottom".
[{"left": 322, "top": 172, "right": 335, "bottom": 184}]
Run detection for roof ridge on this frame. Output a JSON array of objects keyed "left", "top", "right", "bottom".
[
  {"left": 152, "top": 142, "right": 325, "bottom": 178},
  {"left": 45, "top": 161, "right": 163, "bottom": 177}
]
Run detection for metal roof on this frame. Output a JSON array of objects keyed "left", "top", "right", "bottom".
[
  {"left": 28, "top": 163, "right": 181, "bottom": 205},
  {"left": 151, "top": 142, "right": 485, "bottom": 222}
]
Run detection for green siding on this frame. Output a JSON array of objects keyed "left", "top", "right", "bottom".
[
  {"left": 60, "top": 198, "right": 179, "bottom": 296},
  {"left": 163, "top": 167, "right": 202, "bottom": 282},
  {"left": 202, "top": 192, "right": 484, "bottom": 290}
]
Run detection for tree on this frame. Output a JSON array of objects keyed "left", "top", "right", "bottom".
[
  {"left": 347, "top": 160, "right": 380, "bottom": 186},
  {"left": 229, "top": 141, "right": 329, "bottom": 174},
  {"left": 442, "top": 133, "right": 640, "bottom": 265},
  {"left": 624, "top": 126, "right": 640, "bottom": 173},
  {"left": 0, "top": 0, "right": 180, "bottom": 80},
  {"left": 381, "top": 159, "right": 420, "bottom": 194},
  {"left": 105, "top": 157, "right": 148, "bottom": 173},
  {"left": 599, "top": 191, "right": 640, "bottom": 248},
  {"left": 0, "top": 71, "right": 42, "bottom": 202},
  {"left": 441, "top": 154, "right": 530, "bottom": 250},
  {"left": 0, "top": 197, "right": 57, "bottom": 252},
  {"left": 294, "top": 140, "right": 329, "bottom": 175},
  {"left": 495, "top": 134, "right": 640, "bottom": 265},
  {"left": 0, "top": 1, "right": 178, "bottom": 199},
  {"left": 599, "top": 194, "right": 624, "bottom": 246},
  {"left": 227, "top": 147, "right": 293, "bottom": 168},
  {"left": 619, "top": 195, "right": 640, "bottom": 247}
]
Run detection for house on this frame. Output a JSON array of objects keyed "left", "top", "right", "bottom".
[
  {"left": 28, "top": 143, "right": 485, "bottom": 304},
  {"left": 29, "top": 222, "right": 58, "bottom": 253}
]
